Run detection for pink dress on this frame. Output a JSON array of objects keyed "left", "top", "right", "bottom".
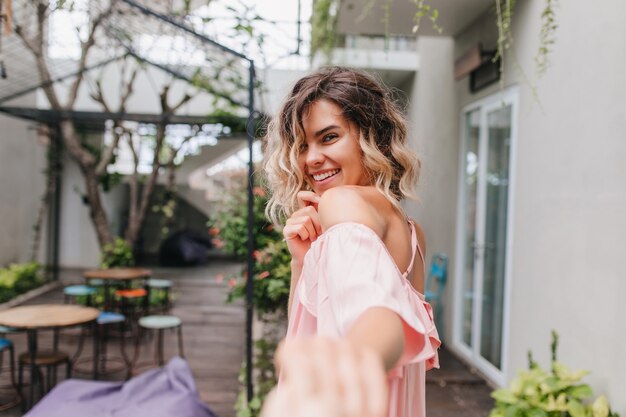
[{"left": 286, "top": 222, "right": 441, "bottom": 417}]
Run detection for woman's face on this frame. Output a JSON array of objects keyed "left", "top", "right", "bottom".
[{"left": 298, "top": 99, "right": 370, "bottom": 195}]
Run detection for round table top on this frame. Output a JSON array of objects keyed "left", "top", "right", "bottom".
[
  {"left": 83, "top": 267, "right": 152, "bottom": 281},
  {"left": 0, "top": 304, "right": 100, "bottom": 329}
]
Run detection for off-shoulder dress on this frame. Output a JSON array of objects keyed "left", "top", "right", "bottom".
[{"left": 286, "top": 221, "right": 441, "bottom": 417}]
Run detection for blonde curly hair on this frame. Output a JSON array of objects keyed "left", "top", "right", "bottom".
[{"left": 264, "top": 66, "right": 421, "bottom": 225}]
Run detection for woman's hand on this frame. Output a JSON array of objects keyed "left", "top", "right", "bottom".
[
  {"left": 283, "top": 191, "right": 321, "bottom": 264},
  {"left": 260, "top": 337, "right": 388, "bottom": 417}
]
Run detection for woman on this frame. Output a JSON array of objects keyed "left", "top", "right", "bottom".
[{"left": 261, "top": 66, "right": 440, "bottom": 417}]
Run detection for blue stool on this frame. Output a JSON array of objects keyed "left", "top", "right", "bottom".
[
  {"left": 0, "top": 338, "right": 21, "bottom": 411},
  {"left": 424, "top": 253, "right": 448, "bottom": 335},
  {"left": 73, "top": 312, "right": 131, "bottom": 379},
  {"left": 63, "top": 285, "right": 96, "bottom": 306},
  {"left": 134, "top": 315, "right": 184, "bottom": 369}
]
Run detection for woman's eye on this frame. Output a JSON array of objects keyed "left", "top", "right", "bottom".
[
  {"left": 299, "top": 143, "right": 308, "bottom": 152},
  {"left": 322, "top": 134, "right": 338, "bottom": 143}
]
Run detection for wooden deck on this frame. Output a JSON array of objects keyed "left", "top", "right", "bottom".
[
  {"left": 0, "top": 260, "right": 494, "bottom": 417},
  {"left": 0, "top": 260, "right": 246, "bottom": 417}
]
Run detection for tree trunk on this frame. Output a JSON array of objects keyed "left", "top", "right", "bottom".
[{"left": 58, "top": 119, "right": 113, "bottom": 248}]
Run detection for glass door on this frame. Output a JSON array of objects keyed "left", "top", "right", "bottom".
[{"left": 455, "top": 90, "right": 516, "bottom": 383}]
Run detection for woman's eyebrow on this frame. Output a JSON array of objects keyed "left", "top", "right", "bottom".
[{"left": 314, "top": 125, "right": 340, "bottom": 137}]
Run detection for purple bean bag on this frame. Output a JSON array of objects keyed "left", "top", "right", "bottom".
[{"left": 26, "top": 357, "right": 216, "bottom": 417}]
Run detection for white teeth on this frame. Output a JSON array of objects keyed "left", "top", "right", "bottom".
[{"left": 312, "top": 169, "right": 339, "bottom": 181}]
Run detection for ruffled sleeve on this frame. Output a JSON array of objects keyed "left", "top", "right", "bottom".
[{"left": 298, "top": 222, "right": 440, "bottom": 370}]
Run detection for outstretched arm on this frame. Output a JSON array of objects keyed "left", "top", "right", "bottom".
[
  {"left": 262, "top": 187, "right": 408, "bottom": 417},
  {"left": 317, "top": 187, "right": 405, "bottom": 372}
]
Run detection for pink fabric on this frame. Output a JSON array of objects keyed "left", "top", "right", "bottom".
[{"left": 286, "top": 222, "right": 441, "bottom": 417}]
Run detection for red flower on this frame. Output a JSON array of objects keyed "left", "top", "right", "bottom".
[
  {"left": 212, "top": 238, "right": 225, "bottom": 249},
  {"left": 253, "top": 186, "right": 266, "bottom": 197},
  {"left": 258, "top": 271, "right": 270, "bottom": 280},
  {"left": 253, "top": 250, "right": 262, "bottom": 260},
  {"left": 266, "top": 224, "right": 274, "bottom": 232},
  {"left": 228, "top": 278, "right": 237, "bottom": 288},
  {"left": 208, "top": 227, "right": 220, "bottom": 236}
]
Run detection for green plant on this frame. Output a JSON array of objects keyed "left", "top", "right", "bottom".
[
  {"left": 234, "top": 338, "right": 279, "bottom": 417},
  {"left": 310, "top": 0, "right": 340, "bottom": 59},
  {"left": 490, "top": 331, "right": 620, "bottom": 417},
  {"left": 0, "top": 262, "right": 42, "bottom": 303},
  {"left": 226, "top": 239, "right": 291, "bottom": 315},
  {"left": 100, "top": 237, "right": 135, "bottom": 269},
  {"left": 210, "top": 173, "right": 288, "bottom": 315}
]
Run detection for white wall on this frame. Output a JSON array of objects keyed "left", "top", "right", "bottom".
[
  {"left": 404, "top": 36, "right": 458, "bottom": 342},
  {"left": 58, "top": 150, "right": 127, "bottom": 268},
  {"left": 0, "top": 93, "right": 47, "bottom": 266},
  {"left": 453, "top": 0, "right": 626, "bottom": 411}
]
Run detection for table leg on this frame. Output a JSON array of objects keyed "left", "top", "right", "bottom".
[
  {"left": 26, "top": 329, "right": 38, "bottom": 411},
  {"left": 93, "top": 322, "right": 99, "bottom": 380}
]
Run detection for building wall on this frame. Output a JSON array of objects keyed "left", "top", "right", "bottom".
[
  {"left": 404, "top": 36, "right": 458, "bottom": 342},
  {"left": 58, "top": 150, "right": 127, "bottom": 268},
  {"left": 453, "top": 0, "right": 626, "bottom": 410},
  {"left": 0, "top": 93, "right": 47, "bottom": 266}
]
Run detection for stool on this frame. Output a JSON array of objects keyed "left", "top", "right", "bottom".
[
  {"left": 0, "top": 338, "right": 21, "bottom": 411},
  {"left": 115, "top": 288, "right": 148, "bottom": 324},
  {"left": 146, "top": 279, "right": 173, "bottom": 312},
  {"left": 18, "top": 350, "right": 71, "bottom": 396},
  {"left": 135, "top": 315, "right": 184, "bottom": 368},
  {"left": 73, "top": 312, "right": 131, "bottom": 379},
  {"left": 63, "top": 285, "right": 96, "bottom": 306}
]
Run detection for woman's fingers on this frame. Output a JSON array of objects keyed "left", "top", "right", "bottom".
[
  {"left": 269, "top": 338, "right": 388, "bottom": 417},
  {"left": 297, "top": 191, "right": 320, "bottom": 209},
  {"left": 359, "top": 347, "right": 388, "bottom": 417}
]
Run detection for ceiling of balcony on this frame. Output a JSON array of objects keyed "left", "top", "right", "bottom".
[{"left": 336, "top": 0, "right": 494, "bottom": 37}]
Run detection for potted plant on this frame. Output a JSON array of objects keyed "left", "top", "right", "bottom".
[{"left": 490, "top": 331, "right": 620, "bottom": 417}]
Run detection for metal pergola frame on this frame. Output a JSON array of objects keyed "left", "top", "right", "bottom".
[{"left": 0, "top": 0, "right": 258, "bottom": 401}]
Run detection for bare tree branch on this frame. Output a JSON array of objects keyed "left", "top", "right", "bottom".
[{"left": 65, "top": 0, "right": 118, "bottom": 109}]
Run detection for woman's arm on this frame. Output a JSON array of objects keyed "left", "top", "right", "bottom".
[
  {"left": 288, "top": 259, "right": 303, "bottom": 315},
  {"left": 317, "top": 187, "right": 405, "bottom": 371},
  {"left": 282, "top": 191, "right": 321, "bottom": 316}
]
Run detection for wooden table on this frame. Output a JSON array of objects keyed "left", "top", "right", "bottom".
[
  {"left": 83, "top": 268, "right": 152, "bottom": 311},
  {"left": 0, "top": 304, "right": 100, "bottom": 410}
]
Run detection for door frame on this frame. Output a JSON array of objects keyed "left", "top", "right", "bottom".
[{"left": 450, "top": 87, "right": 519, "bottom": 386}]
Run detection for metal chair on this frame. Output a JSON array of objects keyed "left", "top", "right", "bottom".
[
  {"left": 424, "top": 253, "right": 448, "bottom": 335},
  {"left": 0, "top": 337, "right": 21, "bottom": 411},
  {"left": 146, "top": 279, "right": 173, "bottom": 313},
  {"left": 132, "top": 315, "right": 184, "bottom": 373}
]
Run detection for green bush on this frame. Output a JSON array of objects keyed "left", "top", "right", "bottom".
[
  {"left": 490, "top": 331, "right": 619, "bottom": 417},
  {"left": 100, "top": 237, "right": 135, "bottom": 269},
  {"left": 0, "top": 262, "right": 42, "bottom": 303},
  {"left": 210, "top": 174, "right": 288, "bottom": 316}
]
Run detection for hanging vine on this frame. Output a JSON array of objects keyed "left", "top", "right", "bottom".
[
  {"left": 535, "top": 0, "right": 558, "bottom": 76},
  {"left": 310, "top": 0, "right": 558, "bottom": 81},
  {"left": 410, "top": 0, "right": 442, "bottom": 34}
]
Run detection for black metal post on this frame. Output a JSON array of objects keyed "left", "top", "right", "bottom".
[{"left": 245, "top": 62, "right": 256, "bottom": 403}]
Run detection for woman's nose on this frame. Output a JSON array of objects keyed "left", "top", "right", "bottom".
[{"left": 305, "top": 145, "right": 324, "bottom": 166}]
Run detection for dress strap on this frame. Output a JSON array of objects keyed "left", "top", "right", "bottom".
[{"left": 402, "top": 220, "right": 422, "bottom": 279}]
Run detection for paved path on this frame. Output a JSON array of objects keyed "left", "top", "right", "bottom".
[{"left": 0, "top": 260, "right": 494, "bottom": 416}]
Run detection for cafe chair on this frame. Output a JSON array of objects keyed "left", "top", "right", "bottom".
[
  {"left": 424, "top": 253, "right": 448, "bottom": 335},
  {"left": 63, "top": 285, "right": 97, "bottom": 306},
  {"left": 132, "top": 315, "right": 184, "bottom": 373},
  {"left": 18, "top": 349, "right": 71, "bottom": 397},
  {"left": 115, "top": 288, "right": 148, "bottom": 325},
  {"left": 146, "top": 278, "right": 173, "bottom": 313},
  {"left": 0, "top": 338, "right": 21, "bottom": 411},
  {"left": 73, "top": 312, "right": 132, "bottom": 380}
]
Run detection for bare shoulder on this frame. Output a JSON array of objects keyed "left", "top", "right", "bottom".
[
  {"left": 318, "top": 186, "right": 386, "bottom": 238},
  {"left": 411, "top": 220, "right": 427, "bottom": 257}
]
